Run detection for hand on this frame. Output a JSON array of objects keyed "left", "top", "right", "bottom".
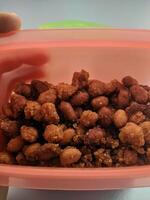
[
  {"left": 0, "top": 13, "right": 49, "bottom": 151},
  {"left": 0, "top": 12, "right": 49, "bottom": 107}
]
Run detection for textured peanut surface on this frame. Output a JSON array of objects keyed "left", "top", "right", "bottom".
[{"left": 0, "top": 70, "right": 150, "bottom": 167}]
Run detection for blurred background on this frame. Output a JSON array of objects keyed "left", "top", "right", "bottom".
[{"left": 1, "top": 0, "right": 150, "bottom": 29}]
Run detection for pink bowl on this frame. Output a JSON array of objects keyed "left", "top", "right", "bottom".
[{"left": 0, "top": 29, "right": 150, "bottom": 190}]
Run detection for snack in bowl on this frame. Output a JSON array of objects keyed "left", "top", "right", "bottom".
[{"left": 0, "top": 70, "right": 150, "bottom": 167}]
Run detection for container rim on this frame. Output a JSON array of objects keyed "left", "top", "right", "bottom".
[{"left": 0, "top": 165, "right": 149, "bottom": 179}]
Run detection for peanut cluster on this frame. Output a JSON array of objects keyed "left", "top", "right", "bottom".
[{"left": 0, "top": 70, "right": 150, "bottom": 167}]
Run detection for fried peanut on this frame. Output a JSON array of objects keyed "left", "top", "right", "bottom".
[
  {"left": 24, "top": 143, "right": 40, "bottom": 161},
  {"left": 0, "top": 119, "right": 19, "bottom": 138},
  {"left": 146, "top": 148, "right": 150, "bottom": 162},
  {"left": 129, "top": 111, "right": 145, "bottom": 124},
  {"left": 98, "top": 107, "right": 113, "bottom": 127},
  {"left": 16, "top": 152, "right": 27, "bottom": 165},
  {"left": 60, "top": 147, "right": 81, "bottom": 166},
  {"left": 37, "top": 88, "right": 57, "bottom": 104},
  {"left": 84, "top": 127, "right": 105, "bottom": 145},
  {"left": 11, "top": 94, "right": 27, "bottom": 116},
  {"left": 31, "top": 80, "right": 50, "bottom": 94},
  {"left": 71, "top": 91, "right": 89, "bottom": 106},
  {"left": 21, "top": 125, "right": 38, "bottom": 143},
  {"left": 122, "top": 76, "right": 138, "bottom": 87},
  {"left": 119, "top": 122, "right": 145, "bottom": 147},
  {"left": 2, "top": 103, "right": 13, "bottom": 118},
  {"left": 38, "top": 143, "right": 61, "bottom": 161},
  {"left": 117, "top": 148, "right": 138, "bottom": 165},
  {"left": 61, "top": 128, "right": 76, "bottom": 145},
  {"left": 94, "top": 148, "right": 112, "bottom": 167},
  {"left": 88, "top": 80, "right": 106, "bottom": 97},
  {"left": 56, "top": 83, "right": 77, "bottom": 100},
  {"left": 0, "top": 152, "right": 14, "bottom": 164},
  {"left": 41, "top": 103, "right": 59, "bottom": 124},
  {"left": 130, "top": 85, "right": 148, "bottom": 104},
  {"left": 44, "top": 124, "right": 63, "bottom": 143},
  {"left": 91, "top": 96, "right": 109, "bottom": 110},
  {"left": 72, "top": 70, "right": 89, "bottom": 89},
  {"left": 80, "top": 110, "right": 98, "bottom": 127},
  {"left": 117, "top": 88, "right": 130, "bottom": 108},
  {"left": 24, "top": 101, "right": 42, "bottom": 121},
  {"left": 59, "top": 101, "right": 77, "bottom": 122},
  {"left": 113, "top": 109, "right": 128, "bottom": 128},
  {"left": 7, "top": 136, "right": 24, "bottom": 152},
  {"left": 140, "top": 121, "right": 150, "bottom": 144},
  {"left": 14, "top": 82, "right": 32, "bottom": 98},
  {"left": 74, "top": 107, "right": 83, "bottom": 118}
]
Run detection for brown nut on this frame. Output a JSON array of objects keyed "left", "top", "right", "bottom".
[
  {"left": 126, "top": 102, "right": 146, "bottom": 116},
  {"left": 84, "top": 127, "right": 105, "bottom": 145},
  {"left": 61, "top": 128, "right": 76, "bottom": 145},
  {"left": 56, "top": 83, "right": 77, "bottom": 100},
  {"left": 7, "top": 136, "right": 24, "bottom": 152},
  {"left": 70, "top": 91, "right": 89, "bottom": 106},
  {"left": 98, "top": 107, "right": 113, "bottom": 127},
  {"left": 91, "top": 96, "right": 109, "bottom": 110},
  {"left": 24, "top": 143, "right": 40, "bottom": 161},
  {"left": 0, "top": 119, "right": 19, "bottom": 138},
  {"left": 31, "top": 80, "right": 50, "bottom": 94},
  {"left": 16, "top": 152, "right": 27, "bottom": 165},
  {"left": 11, "top": 94, "right": 27, "bottom": 116},
  {"left": 59, "top": 101, "right": 77, "bottom": 122},
  {"left": 24, "top": 101, "right": 42, "bottom": 121},
  {"left": 21, "top": 125, "right": 38, "bottom": 143},
  {"left": 41, "top": 102, "right": 60, "bottom": 124},
  {"left": 130, "top": 85, "right": 148, "bottom": 104},
  {"left": 117, "top": 148, "right": 138, "bottom": 165},
  {"left": 0, "top": 152, "right": 14, "bottom": 164},
  {"left": 80, "top": 110, "right": 98, "bottom": 127},
  {"left": 88, "top": 80, "right": 106, "bottom": 97},
  {"left": 94, "top": 148, "right": 112, "bottom": 167},
  {"left": 129, "top": 111, "right": 145, "bottom": 124},
  {"left": 2, "top": 103, "right": 13, "bottom": 118},
  {"left": 113, "top": 109, "right": 128, "bottom": 128},
  {"left": 122, "top": 76, "right": 138, "bottom": 87},
  {"left": 117, "top": 88, "right": 130, "bottom": 108},
  {"left": 119, "top": 122, "right": 145, "bottom": 147},
  {"left": 14, "top": 82, "right": 32, "bottom": 98},
  {"left": 74, "top": 107, "right": 83, "bottom": 118},
  {"left": 146, "top": 148, "right": 150, "bottom": 162},
  {"left": 72, "top": 69, "right": 89, "bottom": 89},
  {"left": 44, "top": 124, "right": 63, "bottom": 143},
  {"left": 123, "top": 149, "right": 138, "bottom": 166},
  {"left": 37, "top": 88, "right": 57, "bottom": 104},
  {"left": 140, "top": 121, "right": 150, "bottom": 144},
  {"left": 105, "top": 79, "right": 122, "bottom": 94},
  {"left": 106, "top": 136, "right": 119, "bottom": 149},
  {"left": 60, "top": 147, "right": 81, "bottom": 166},
  {"left": 38, "top": 143, "right": 61, "bottom": 161}
]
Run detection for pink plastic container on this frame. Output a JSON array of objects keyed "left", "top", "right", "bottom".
[{"left": 1, "top": 29, "right": 150, "bottom": 190}]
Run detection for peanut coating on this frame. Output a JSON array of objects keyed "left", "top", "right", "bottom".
[
  {"left": 60, "top": 147, "right": 81, "bottom": 166},
  {"left": 113, "top": 109, "right": 128, "bottom": 128}
]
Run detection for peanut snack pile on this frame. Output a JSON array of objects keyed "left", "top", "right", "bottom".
[{"left": 0, "top": 70, "right": 150, "bottom": 167}]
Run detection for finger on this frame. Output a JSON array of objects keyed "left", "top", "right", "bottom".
[
  {"left": 0, "top": 12, "right": 21, "bottom": 33},
  {"left": 0, "top": 65, "right": 45, "bottom": 109},
  {"left": 0, "top": 50, "right": 49, "bottom": 75}
]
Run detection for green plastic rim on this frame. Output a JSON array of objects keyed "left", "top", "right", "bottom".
[{"left": 39, "top": 20, "right": 109, "bottom": 29}]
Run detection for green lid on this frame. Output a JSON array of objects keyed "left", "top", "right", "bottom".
[{"left": 39, "top": 20, "right": 109, "bottom": 29}]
